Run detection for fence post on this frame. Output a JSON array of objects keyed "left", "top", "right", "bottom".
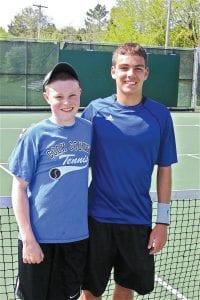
[
  {"left": 192, "top": 47, "right": 200, "bottom": 111},
  {"left": 25, "top": 40, "right": 28, "bottom": 108}
]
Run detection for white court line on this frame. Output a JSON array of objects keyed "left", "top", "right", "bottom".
[
  {"left": 178, "top": 153, "right": 199, "bottom": 156},
  {"left": 178, "top": 153, "right": 200, "bottom": 159},
  {"left": 172, "top": 115, "right": 200, "bottom": 117},
  {"left": 155, "top": 275, "right": 188, "bottom": 300},
  {"left": 1, "top": 128, "right": 23, "bottom": 130},
  {"left": 188, "top": 154, "right": 200, "bottom": 159},
  {"left": 178, "top": 154, "right": 200, "bottom": 159},
  {"left": 175, "top": 124, "right": 200, "bottom": 127},
  {"left": 0, "top": 164, "right": 13, "bottom": 176}
]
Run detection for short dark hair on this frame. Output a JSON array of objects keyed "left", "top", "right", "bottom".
[{"left": 112, "top": 43, "right": 148, "bottom": 67}]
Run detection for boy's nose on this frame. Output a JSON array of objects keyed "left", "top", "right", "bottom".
[
  {"left": 63, "top": 98, "right": 70, "bottom": 104},
  {"left": 127, "top": 68, "right": 135, "bottom": 76}
]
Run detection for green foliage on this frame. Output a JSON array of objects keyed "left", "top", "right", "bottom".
[
  {"left": 0, "top": 27, "right": 10, "bottom": 37},
  {"left": 105, "top": 0, "right": 200, "bottom": 47},
  {"left": 104, "top": 4, "right": 139, "bottom": 43},
  {"left": 170, "top": 0, "right": 200, "bottom": 47},
  {"left": 81, "top": 3, "right": 109, "bottom": 42},
  {"left": 104, "top": 0, "right": 167, "bottom": 45},
  {"left": 1, "top": 0, "right": 199, "bottom": 47},
  {"left": 85, "top": 4, "right": 108, "bottom": 31},
  {"left": 7, "top": 6, "right": 53, "bottom": 38}
]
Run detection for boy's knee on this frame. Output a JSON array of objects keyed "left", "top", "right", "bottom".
[
  {"left": 113, "top": 283, "right": 134, "bottom": 300},
  {"left": 81, "top": 290, "right": 102, "bottom": 300}
]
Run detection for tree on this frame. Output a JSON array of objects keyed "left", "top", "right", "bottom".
[
  {"left": 56, "top": 26, "right": 81, "bottom": 41},
  {"left": 105, "top": 4, "right": 140, "bottom": 43},
  {"left": 0, "top": 27, "right": 10, "bottom": 37},
  {"left": 170, "top": 0, "right": 200, "bottom": 47},
  {"left": 3, "top": 1, "right": 199, "bottom": 47},
  {"left": 134, "top": 0, "right": 167, "bottom": 46},
  {"left": 84, "top": 3, "right": 109, "bottom": 40},
  {"left": 8, "top": 6, "right": 54, "bottom": 39},
  {"left": 85, "top": 4, "right": 108, "bottom": 31},
  {"left": 105, "top": 0, "right": 167, "bottom": 45},
  {"left": 105, "top": 0, "right": 200, "bottom": 47}
]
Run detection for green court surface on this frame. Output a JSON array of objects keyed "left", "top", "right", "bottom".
[{"left": 0, "top": 111, "right": 200, "bottom": 300}]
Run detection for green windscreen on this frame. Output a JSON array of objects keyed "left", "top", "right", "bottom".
[
  {"left": 59, "top": 50, "right": 115, "bottom": 107},
  {"left": 143, "top": 53, "right": 180, "bottom": 107}
]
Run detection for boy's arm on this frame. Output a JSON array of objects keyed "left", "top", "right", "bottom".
[
  {"left": 148, "top": 166, "right": 171, "bottom": 254},
  {"left": 12, "top": 176, "right": 44, "bottom": 264}
]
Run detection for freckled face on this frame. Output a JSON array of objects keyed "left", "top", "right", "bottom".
[{"left": 43, "top": 79, "right": 81, "bottom": 126}]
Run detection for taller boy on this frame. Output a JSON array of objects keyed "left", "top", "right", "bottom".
[{"left": 81, "top": 43, "right": 177, "bottom": 300}]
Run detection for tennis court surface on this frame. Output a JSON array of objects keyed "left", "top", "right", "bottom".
[{"left": 0, "top": 111, "right": 200, "bottom": 300}]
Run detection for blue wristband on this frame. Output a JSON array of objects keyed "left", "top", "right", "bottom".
[{"left": 156, "top": 203, "right": 170, "bottom": 225}]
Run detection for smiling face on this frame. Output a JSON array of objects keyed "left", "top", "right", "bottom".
[
  {"left": 111, "top": 54, "right": 149, "bottom": 106},
  {"left": 43, "top": 79, "right": 81, "bottom": 126}
]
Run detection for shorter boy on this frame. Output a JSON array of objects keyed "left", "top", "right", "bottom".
[{"left": 9, "top": 62, "right": 92, "bottom": 300}]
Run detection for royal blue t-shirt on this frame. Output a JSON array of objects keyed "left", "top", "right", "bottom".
[
  {"left": 9, "top": 117, "right": 92, "bottom": 243},
  {"left": 82, "top": 95, "right": 177, "bottom": 226}
]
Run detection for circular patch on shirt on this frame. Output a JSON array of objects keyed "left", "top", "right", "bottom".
[{"left": 49, "top": 168, "right": 61, "bottom": 179}]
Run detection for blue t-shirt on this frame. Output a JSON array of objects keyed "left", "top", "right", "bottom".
[
  {"left": 9, "top": 117, "right": 92, "bottom": 243},
  {"left": 82, "top": 95, "right": 177, "bottom": 226}
]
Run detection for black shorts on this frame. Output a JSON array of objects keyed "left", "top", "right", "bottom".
[
  {"left": 16, "top": 239, "right": 88, "bottom": 300},
  {"left": 83, "top": 217, "right": 154, "bottom": 297}
]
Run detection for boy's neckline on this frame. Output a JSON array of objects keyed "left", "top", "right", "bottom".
[{"left": 48, "top": 116, "right": 76, "bottom": 127}]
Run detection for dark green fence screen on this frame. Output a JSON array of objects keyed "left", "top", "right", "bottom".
[
  {"left": 0, "top": 40, "right": 59, "bottom": 108},
  {"left": 0, "top": 40, "right": 197, "bottom": 110}
]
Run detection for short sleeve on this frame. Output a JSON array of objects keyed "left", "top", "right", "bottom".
[
  {"left": 8, "top": 133, "right": 38, "bottom": 182},
  {"left": 156, "top": 112, "right": 177, "bottom": 166}
]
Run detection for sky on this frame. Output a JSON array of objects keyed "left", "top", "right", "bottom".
[{"left": 0, "top": 0, "right": 117, "bottom": 30}]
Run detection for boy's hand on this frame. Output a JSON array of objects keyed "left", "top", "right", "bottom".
[
  {"left": 148, "top": 224, "right": 168, "bottom": 255},
  {"left": 22, "top": 239, "right": 44, "bottom": 264}
]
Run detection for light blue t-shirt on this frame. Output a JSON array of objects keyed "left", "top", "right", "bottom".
[
  {"left": 9, "top": 117, "right": 92, "bottom": 243},
  {"left": 82, "top": 95, "right": 177, "bottom": 226}
]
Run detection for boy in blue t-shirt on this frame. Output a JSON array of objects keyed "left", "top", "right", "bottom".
[
  {"left": 81, "top": 43, "right": 177, "bottom": 300},
  {"left": 9, "top": 62, "right": 92, "bottom": 300}
]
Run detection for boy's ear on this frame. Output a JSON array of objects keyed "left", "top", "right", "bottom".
[
  {"left": 144, "top": 67, "right": 149, "bottom": 81},
  {"left": 43, "top": 92, "right": 50, "bottom": 104},
  {"left": 111, "top": 66, "right": 116, "bottom": 79}
]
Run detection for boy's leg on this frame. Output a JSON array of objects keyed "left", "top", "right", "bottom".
[
  {"left": 113, "top": 224, "right": 154, "bottom": 296},
  {"left": 113, "top": 283, "right": 133, "bottom": 300},
  {"left": 48, "top": 239, "right": 88, "bottom": 300},
  {"left": 81, "top": 290, "right": 101, "bottom": 300},
  {"left": 16, "top": 240, "right": 53, "bottom": 300},
  {"left": 82, "top": 217, "right": 116, "bottom": 298},
  {"left": 17, "top": 239, "right": 88, "bottom": 300}
]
